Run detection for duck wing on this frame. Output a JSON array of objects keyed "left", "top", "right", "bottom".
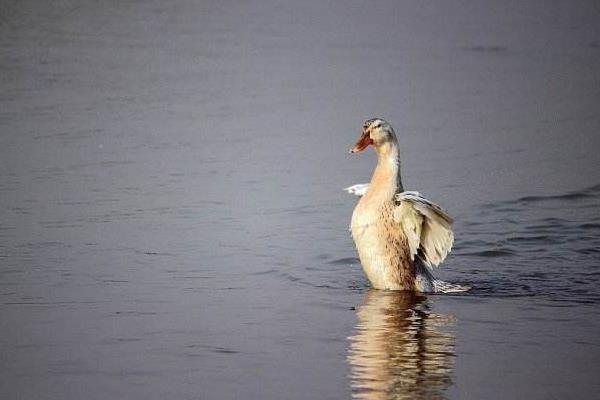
[
  {"left": 393, "top": 191, "right": 454, "bottom": 268},
  {"left": 344, "top": 183, "right": 369, "bottom": 197}
]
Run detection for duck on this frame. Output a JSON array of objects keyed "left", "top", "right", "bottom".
[{"left": 347, "top": 118, "right": 462, "bottom": 292}]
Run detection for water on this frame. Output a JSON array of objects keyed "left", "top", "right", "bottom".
[{"left": 1, "top": 1, "right": 600, "bottom": 399}]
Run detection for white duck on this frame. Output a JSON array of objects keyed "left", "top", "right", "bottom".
[{"left": 347, "top": 118, "right": 463, "bottom": 292}]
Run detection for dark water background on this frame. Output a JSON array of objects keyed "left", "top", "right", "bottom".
[{"left": 1, "top": 1, "right": 600, "bottom": 399}]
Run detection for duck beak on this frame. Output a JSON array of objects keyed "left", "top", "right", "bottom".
[{"left": 349, "top": 131, "right": 373, "bottom": 154}]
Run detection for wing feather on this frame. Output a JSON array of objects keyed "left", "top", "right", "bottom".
[
  {"left": 344, "top": 183, "right": 369, "bottom": 197},
  {"left": 393, "top": 191, "right": 454, "bottom": 268}
]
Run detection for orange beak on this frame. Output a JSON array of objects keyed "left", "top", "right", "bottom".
[{"left": 349, "top": 131, "right": 373, "bottom": 153}]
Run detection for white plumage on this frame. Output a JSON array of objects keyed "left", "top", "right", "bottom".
[
  {"left": 394, "top": 191, "right": 454, "bottom": 268},
  {"left": 344, "top": 183, "right": 370, "bottom": 197}
]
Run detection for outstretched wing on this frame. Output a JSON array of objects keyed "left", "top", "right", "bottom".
[
  {"left": 393, "top": 191, "right": 454, "bottom": 268},
  {"left": 344, "top": 183, "right": 369, "bottom": 197}
]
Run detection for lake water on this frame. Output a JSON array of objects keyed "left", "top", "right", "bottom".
[{"left": 1, "top": 1, "right": 600, "bottom": 399}]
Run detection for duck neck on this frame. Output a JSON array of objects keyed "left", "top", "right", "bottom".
[{"left": 367, "top": 140, "right": 403, "bottom": 202}]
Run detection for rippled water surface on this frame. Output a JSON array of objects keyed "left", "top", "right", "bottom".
[{"left": 2, "top": 1, "right": 600, "bottom": 399}]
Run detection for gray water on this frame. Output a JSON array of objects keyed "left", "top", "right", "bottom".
[{"left": 2, "top": 1, "right": 600, "bottom": 399}]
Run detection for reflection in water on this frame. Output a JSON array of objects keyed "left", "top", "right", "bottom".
[{"left": 348, "top": 290, "right": 456, "bottom": 400}]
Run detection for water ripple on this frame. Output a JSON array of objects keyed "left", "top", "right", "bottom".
[{"left": 455, "top": 183, "right": 600, "bottom": 304}]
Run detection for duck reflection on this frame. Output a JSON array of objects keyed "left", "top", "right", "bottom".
[{"left": 348, "top": 290, "right": 455, "bottom": 400}]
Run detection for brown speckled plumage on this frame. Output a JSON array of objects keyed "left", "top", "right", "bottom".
[
  {"left": 349, "top": 118, "right": 455, "bottom": 292},
  {"left": 379, "top": 201, "right": 415, "bottom": 290}
]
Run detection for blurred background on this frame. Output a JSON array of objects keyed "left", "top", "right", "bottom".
[{"left": 1, "top": 1, "right": 599, "bottom": 399}]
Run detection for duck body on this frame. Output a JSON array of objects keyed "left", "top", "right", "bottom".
[
  {"left": 351, "top": 198, "right": 423, "bottom": 290},
  {"left": 350, "top": 147, "right": 420, "bottom": 290},
  {"left": 348, "top": 118, "right": 456, "bottom": 292}
]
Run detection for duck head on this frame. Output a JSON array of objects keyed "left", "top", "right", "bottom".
[{"left": 349, "top": 118, "right": 397, "bottom": 154}]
